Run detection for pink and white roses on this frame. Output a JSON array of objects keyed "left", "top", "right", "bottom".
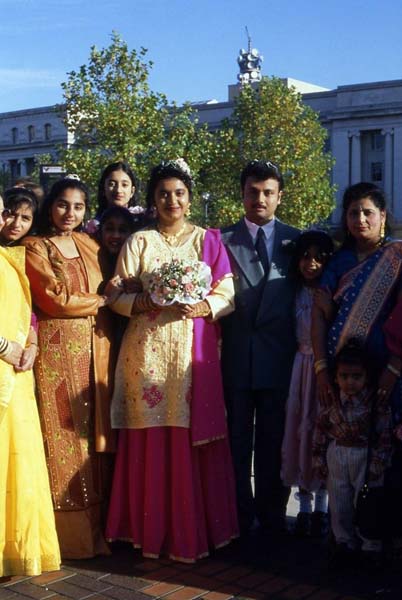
[{"left": 149, "top": 258, "right": 212, "bottom": 306}]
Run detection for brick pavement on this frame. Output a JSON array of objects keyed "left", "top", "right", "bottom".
[{"left": 2, "top": 527, "right": 402, "bottom": 600}]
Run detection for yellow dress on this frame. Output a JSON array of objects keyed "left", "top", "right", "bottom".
[{"left": 0, "top": 246, "right": 60, "bottom": 577}]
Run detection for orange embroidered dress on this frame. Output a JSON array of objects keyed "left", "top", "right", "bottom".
[{"left": 23, "top": 233, "right": 116, "bottom": 560}]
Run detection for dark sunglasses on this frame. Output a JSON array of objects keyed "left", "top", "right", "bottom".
[{"left": 249, "top": 159, "right": 281, "bottom": 176}]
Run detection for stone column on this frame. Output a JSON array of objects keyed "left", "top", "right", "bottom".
[
  {"left": 331, "top": 129, "right": 351, "bottom": 223},
  {"left": 17, "top": 159, "right": 27, "bottom": 177},
  {"left": 381, "top": 128, "right": 393, "bottom": 204},
  {"left": 391, "top": 126, "right": 402, "bottom": 223},
  {"left": 348, "top": 130, "right": 361, "bottom": 184}
]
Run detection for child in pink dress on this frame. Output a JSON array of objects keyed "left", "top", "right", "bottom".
[{"left": 281, "top": 230, "right": 333, "bottom": 536}]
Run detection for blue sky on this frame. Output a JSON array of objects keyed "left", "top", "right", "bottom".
[{"left": 1, "top": 0, "right": 401, "bottom": 112}]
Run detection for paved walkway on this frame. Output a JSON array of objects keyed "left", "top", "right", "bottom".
[{"left": 2, "top": 519, "right": 401, "bottom": 600}]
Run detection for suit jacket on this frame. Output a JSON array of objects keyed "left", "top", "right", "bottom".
[{"left": 220, "top": 218, "right": 300, "bottom": 391}]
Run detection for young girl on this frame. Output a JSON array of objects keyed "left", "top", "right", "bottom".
[
  {"left": 97, "top": 205, "right": 137, "bottom": 265},
  {"left": 281, "top": 230, "right": 334, "bottom": 536},
  {"left": 86, "top": 162, "right": 145, "bottom": 234},
  {"left": 97, "top": 206, "right": 140, "bottom": 342},
  {"left": 0, "top": 187, "right": 38, "bottom": 246},
  {"left": 96, "top": 161, "right": 139, "bottom": 216},
  {"left": 0, "top": 193, "right": 60, "bottom": 577},
  {"left": 313, "top": 340, "right": 391, "bottom": 565},
  {"left": 0, "top": 187, "right": 40, "bottom": 372}
]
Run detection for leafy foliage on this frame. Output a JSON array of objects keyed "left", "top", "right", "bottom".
[
  {"left": 58, "top": 32, "right": 211, "bottom": 214},
  {"left": 55, "top": 34, "right": 335, "bottom": 228},
  {"left": 204, "top": 77, "right": 336, "bottom": 229}
]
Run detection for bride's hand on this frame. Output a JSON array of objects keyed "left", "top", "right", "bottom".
[
  {"left": 175, "top": 301, "right": 211, "bottom": 319},
  {"left": 122, "top": 276, "right": 143, "bottom": 294}
]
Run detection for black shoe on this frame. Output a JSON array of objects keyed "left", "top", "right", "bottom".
[
  {"left": 311, "top": 511, "right": 329, "bottom": 537},
  {"left": 294, "top": 512, "right": 312, "bottom": 537}
]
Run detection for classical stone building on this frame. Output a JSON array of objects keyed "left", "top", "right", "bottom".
[
  {"left": 0, "top": 105, "right": 69, "bottom": 182},
  {"left": 2, "top": 73, "right": 402, "bottom": 224},
  {"left": 194, "top": 77, "right": 402, "bottom": 224},
  {"left": 305, "top": 79, "right": 402, "bottom": 223}
]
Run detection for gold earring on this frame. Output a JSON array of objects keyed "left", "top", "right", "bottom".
[
  {"left": 380, "top": 221, "right": 385, "bottom": 239},
  {"left": 185, "top": 203, "right": 191, "bottom": 218}
]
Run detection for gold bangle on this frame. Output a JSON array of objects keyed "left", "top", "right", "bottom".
[
  {"left": 386, "top": 363, "right": 400, "bottom": 377},
  {"left": 314, "top": 363, "right": 328, "bottom": 375},
  {"left": 0, "top": 336, "right": 10, "bottom": 356}
]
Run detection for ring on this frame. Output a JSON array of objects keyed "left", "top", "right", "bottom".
[{"left": 378, "top": 388, "right": 387, "bottom": 395}]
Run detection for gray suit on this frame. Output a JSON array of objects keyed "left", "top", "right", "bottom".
[{"left": 221, "top": 218, "right": 299, "bottom": 533}]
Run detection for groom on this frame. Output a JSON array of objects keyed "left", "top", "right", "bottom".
[{"left": 221, "top": 159, "right": 299, "bottom": 536}]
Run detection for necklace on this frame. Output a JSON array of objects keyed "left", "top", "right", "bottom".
[{"left": 157, "top": 222, "right": 187, "bottom": 246}]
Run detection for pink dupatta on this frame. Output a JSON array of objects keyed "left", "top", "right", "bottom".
[{"left": 191, "top": 229, "right": 232, "bottom": 445}]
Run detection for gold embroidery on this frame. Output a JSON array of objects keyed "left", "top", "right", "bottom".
[{"left": 112, "top": 227, "right": 205, "bottom": 429}]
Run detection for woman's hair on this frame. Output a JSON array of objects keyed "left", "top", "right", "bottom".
[
  {"left": 3, "top": 187, "right": 39, "bottom": 236},
  {"left": 13, "top": 177, "right": 45, "bottom": 205},
  {"left": 289, "top": 229, "right": 334, "bottom": 282},
  {"left": 332, "top": 338, "right": 377, "bottom": 387},
  {"left": 98, "top": 205, "right": 137, "bottom": 235},
  {"left": 96, "top": 161, "right": 139, "bottom": 215},
  {"left": 38, "top": 177, "right": 90, "bottom": 235},
  {"left": 341, "top": 182, "right": 388, "bottom": 247},
  {"left": 145, "top": 159, "right": 193, "bottom": 213}
]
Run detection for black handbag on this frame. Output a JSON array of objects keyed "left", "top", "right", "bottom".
[{"left": 354, "top": 394, "right": 386, "bottom": 540}]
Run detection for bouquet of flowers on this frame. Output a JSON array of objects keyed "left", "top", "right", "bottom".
[{"left": 149, "top": 258, "right": 212, "bottom": 306}]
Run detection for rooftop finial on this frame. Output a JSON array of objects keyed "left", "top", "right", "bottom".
[
  {"left": 246, "top": 26, "right": 251, "bottom": 53},
  {"left": 237, "top": 27, "right": 263, "bottom": 86}
]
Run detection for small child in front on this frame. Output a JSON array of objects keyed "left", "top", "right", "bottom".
[{"left": 313, "top": 340, "right": 392, "bottom": 566}]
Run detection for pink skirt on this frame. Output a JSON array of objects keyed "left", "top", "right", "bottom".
[
  {"left": 281, "top": 351, "right": 321, "bottom": 491},
  {"left": 106, "top": 427, "right": 239, "bottom": 562}
]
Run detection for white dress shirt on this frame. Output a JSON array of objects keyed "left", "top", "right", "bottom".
[{"left": 244, "top": 216, "right": 275, "bottom": 262}]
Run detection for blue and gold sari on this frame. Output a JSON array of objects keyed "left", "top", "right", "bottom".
[
  {"left": 322, "top": 240, "right": 402, "bottom": 420},
  {"left": 322, "top": 241, "right": 402, "bottom": 357}
]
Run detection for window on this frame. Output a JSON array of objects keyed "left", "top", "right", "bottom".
[
  {"left": 371, "top": 162, "right": 383, "bottom": 182},
  {"left": 11, "top": 127, "right": 18, "bottom": 144},
  {"left": 25, "top": 157, "right": 35, "bottom": 175},
  {"left": 361, "top": 131, "right": 385, "bottom": 188},
  {"left": 44, "top": 123, "right": 52, "bottom": 140},
  {"left": 370, "top": 132, "right": 384, "bottom": 151},
  {"left": 28, "top": 125, "right": 35, "bottom": 142}
]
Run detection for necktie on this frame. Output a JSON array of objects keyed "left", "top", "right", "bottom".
[{"left": 255, "top": 227, "right": 270, "bottom": 275}]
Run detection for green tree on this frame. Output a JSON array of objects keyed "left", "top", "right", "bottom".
[
  {"left": 203, "top": 77, "right": 336, "bottom": 229},
  {"left": 55, "top": 34, "right": 334, "bottom": 227},
  {"left": 31, "top": 153, "right": 54, "bottom": 182},
  {"left": 58, "top": 32, "right": 212, "bottom": 214}
]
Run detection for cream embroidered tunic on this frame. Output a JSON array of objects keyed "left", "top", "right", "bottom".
[{"left": 111, "top": 226, "right": 234, "bottom": 430}]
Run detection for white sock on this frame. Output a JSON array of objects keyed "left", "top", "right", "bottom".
[
  {"left": 314, "top": 489, "right": 328, "bottom": 513},
  {"left": 296, "top": 490, "right": 313, "bottom": 514}
]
